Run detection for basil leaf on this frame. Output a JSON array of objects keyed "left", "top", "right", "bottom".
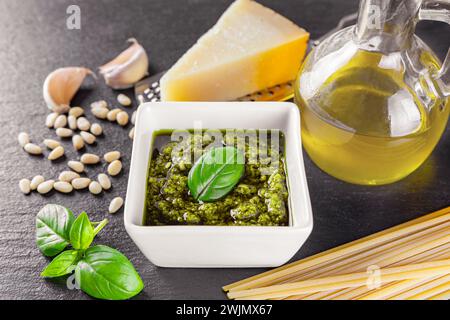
[
  {"left": 41, "top": 250, "right": 80, "bottom": 278},
  {"left": 36, "top": 204, "right": 75, "bottom": 257},
  {"left": 188, "top": 146, "right": 245, "bottom": 202},
  {"left": 70, "top": 212, "right": 94, "bottom": 250},
  {"left": 75, "top": 245, "right": 144, "bottom": 300}
]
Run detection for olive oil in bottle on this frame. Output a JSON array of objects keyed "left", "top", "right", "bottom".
[{"left": 295, "top": 50, "right": 449, "bottom": 185}]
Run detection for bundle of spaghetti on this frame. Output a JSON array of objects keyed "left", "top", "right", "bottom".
[{"left": 224, "top": 207, "right": 450, "bottom": 300}]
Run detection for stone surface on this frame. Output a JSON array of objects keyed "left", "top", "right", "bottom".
[{"left": 0, "top": 0, "right": 448, "bottom": 300}]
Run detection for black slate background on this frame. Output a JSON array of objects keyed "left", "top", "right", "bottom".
[{"left": 0, "top": 0, "right": 449, "bottom": 300}]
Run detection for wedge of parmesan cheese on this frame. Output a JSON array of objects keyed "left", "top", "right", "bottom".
[{"left": 160, "top": 0, "right": 309, "bottom": 101}]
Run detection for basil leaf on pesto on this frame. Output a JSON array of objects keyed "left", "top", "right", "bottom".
[{"left": 188, "top": 146, "right": 244, "bottom": 202}]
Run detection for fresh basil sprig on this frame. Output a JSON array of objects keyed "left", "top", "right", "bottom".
[
  {"left": 36, "top": 204, "right": 75, "bottom": 257},
  {"left": 36, "top": 204, "right": 143, "bottom": 300},
  {"left": 188, "top": 146, "right": 245, "bottom": 202},
  {"left": 76, "top": 245, "right": 144, "bottom": 300},
  {"left": 70, "top": 212, "right": 94, "bottom": 250}
]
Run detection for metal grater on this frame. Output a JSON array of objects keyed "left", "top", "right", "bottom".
[{"left": 134, "top": 12, "right": 357, "bottom": 104}]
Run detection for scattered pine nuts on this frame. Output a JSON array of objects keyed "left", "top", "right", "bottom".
[
  {"left": 89, "top": 181, "right": 102, "bottom": 195},
  {"left": 131, "top": 111, "right": 136, "bottom": 125},
  {"left": 56, "top": 128, "right": 73, "bottom": 138},
  {"left": 129, "top": 127, "right": 135, "bottom": 140},
  {"left": 90, "top": 123, "right": 103, "bottom": 136},
  {"left": 19, "top": 178, "right": 31, "bottom": 194},
  {"left": 109, "top": 196, "right": 124, "bottom": 214},
  {"left": 37, "top": 180, "right": 55, "bottom": 194},
  {"left": 69, "top": 106, "right": 84, "bottom": 118},
  {"left": 43, "top": 139, "right": 60, "bottom": 149},
  {"left": 77, "top": 117, "right": 90, "bottom": 131},
  {"left": 72, "top": 177, "right": 91, "bottom": 190},
  {"left": 80, "top": 131, "right": 96, "bottom": 145},
  {"left": 116, "top": 111, "right": 129, "bottom": 126},
  {"left": 48, "top": 146, "right": 65, "bottom": 161},
  {"left": 107, "top": 160, "right": 122, "bottom": 176},
  {"left": 80, "top": 153, "right": 100, "bottom": 164},
  {"left": 107, "top": 108, "right": 121, "bottom": 121},
  {"left": 72, "top": 134, "right": 85, "bottom": 151},
  {"left": 68, "top": 115, "right": 78, "bottom": 130},
  {"left": 18, "top": 132, "right": 30, "bottom": 147},
  {"left": 98, "top": 173, "right": 111, "bottom": 190},
  {"left": 104, "top": 151, "right": 121, "bottom": 163},
  {"left": 54, "top": 181, "right": 73, "bottom": 193},
  {"left": 30, "top": 175, "right": 45, "bottom": 190},
  {"left": 90, "top": 100, "right": 108, "bottom": 109},
  {"left": 92, "top": 106, "right": 109, "bottom": 119},
  {"left": 68, "top": 160, "right": 84, "bottom": 173},
  {"left": 54, "top": 115, "right": 67, "bottom": 128},
  {"left": 117, "top": 93, "right": 132, "bottom": 106},
  {"left": 45, "top": 112, "right": 58, "bottom": 128},
  {"left": 58, "top": 171, "right": 80, "bottom": 182},
  {"left": 24, "top": 143, "right": 43, "bottom": 155}
]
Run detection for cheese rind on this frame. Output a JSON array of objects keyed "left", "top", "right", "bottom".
[{"left": 161, "top": 0, "right": 309, "bottom": 101}]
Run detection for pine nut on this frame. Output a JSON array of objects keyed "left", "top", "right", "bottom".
[
  {"left": 92, "top": 106, "right": 109, "bottom": 119},
  {"left": 48, "top": 146, "right": 65, "bottom": 160},
  {"left": 58, "top": 171, "right": 80, "bottom": 182},
  {"left": 54, "top": 181, "right": 73, "bottom": 193},
  {"left": 90, "top": 123, "right": 103, "bottom": 136},
  {"left": 98, "top": 173, "right": 111, "bottom": 190},
  {"left": 72, "top": 134, "right": 85, "bottom": 151},
  {"left": 72, "top": 177, "right": 91, "bottom": 190},
  {"left": 69, "top": 106, "right": 84, "bottom": 118},
  {"left": 104, "top": 151, "right": 121, "bottom": 163},
  {"left": 54, "top": 115, "right": 67, "bottom": 128},
  {"left": 109, "top": 196, "right": 124, "bottom": 214},
  {"left": 43, "top": 139, "right": 60, "bottom": 149},
  {"left": 116, "top": 111, "right": 129, "bottom": 126},
  {"left": 129, "top": 127, "right": 135, "bottom": 140},
  {"left": 80, "top": 131, "right": 96, "bottom": 145},
  {"left": 68, "top": 160, "right": 84, "bottom": 173},
  {"left": 117, "top": 93, "right": 132, "bottom": 106},
  {"left": 80, "top": 153, "right": 100, "bottom": 164},
  {"left": 68, "top": 115, "right": 78, "bottom": 130},
  {"left": 18, "top": 132, "right": 30, "bottom": 147},
  {"left": 37, "top": 180, "right": 55, "bottom": 194},
  {"left": 107, "top": 160, "right": 122, "bottom": 176},
  {"left": 24, "top": 143, "right": 43, "bottom": 155},
  {"left": 56, "top": 128, "right": 73, "bottom": 138},
  {"left": 89, "top": 181, "right": 102, "bottom": 195},
  {"left": 90, "top": 100, "right": 108, "bottom": 109},
  {"left": 131, "top": 111, "right": 137, "bottom": 125},
  {"left": 107, "top": 108, "right": 121, "bottom": 121},
  {"left": 46, "top": 112, "right": 58, "bottom": 128},
  {"left": 30, "top": 175, "right": 45, "bottom": 190},
  {"left": 19, "top": 178, "right": 31, "bottom": 194},
  {"left": 77, "top": 117, "right": 90, "bottom": 131}
]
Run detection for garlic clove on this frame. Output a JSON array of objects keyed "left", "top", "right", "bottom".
[
  {"left": 99, "top": 38, "right": 149, "bottom": 90},
  {"left": 43, "top": 67, "right": 94, "bottom": 114}
]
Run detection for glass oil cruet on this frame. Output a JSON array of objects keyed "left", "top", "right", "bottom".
[{"left": 295, "top": 0, "right": 450, "bottom": 185}]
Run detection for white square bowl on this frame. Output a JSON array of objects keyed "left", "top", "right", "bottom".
[{"left": 124, "top": 102, "right": 313, "bottom": 268}]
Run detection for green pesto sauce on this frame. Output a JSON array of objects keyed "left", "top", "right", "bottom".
[{"left": 143, "top": 129, "right": 289, "bottom": 226}]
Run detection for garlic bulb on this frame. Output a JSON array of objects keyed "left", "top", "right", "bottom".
[
  {"left": 99, "top": 38, "right": 149, "bottom": 90},
  {"left": 43, "top": 67, "right": 94, "bottom": 113}
]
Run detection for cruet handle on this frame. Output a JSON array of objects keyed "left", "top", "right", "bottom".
[{"left": 419, "top": 0, "right": 450, "bottom": 97}]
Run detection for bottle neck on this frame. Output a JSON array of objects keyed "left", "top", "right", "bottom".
[{"left": 355, "top": 0, "right": 421, "bottom": 52}]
